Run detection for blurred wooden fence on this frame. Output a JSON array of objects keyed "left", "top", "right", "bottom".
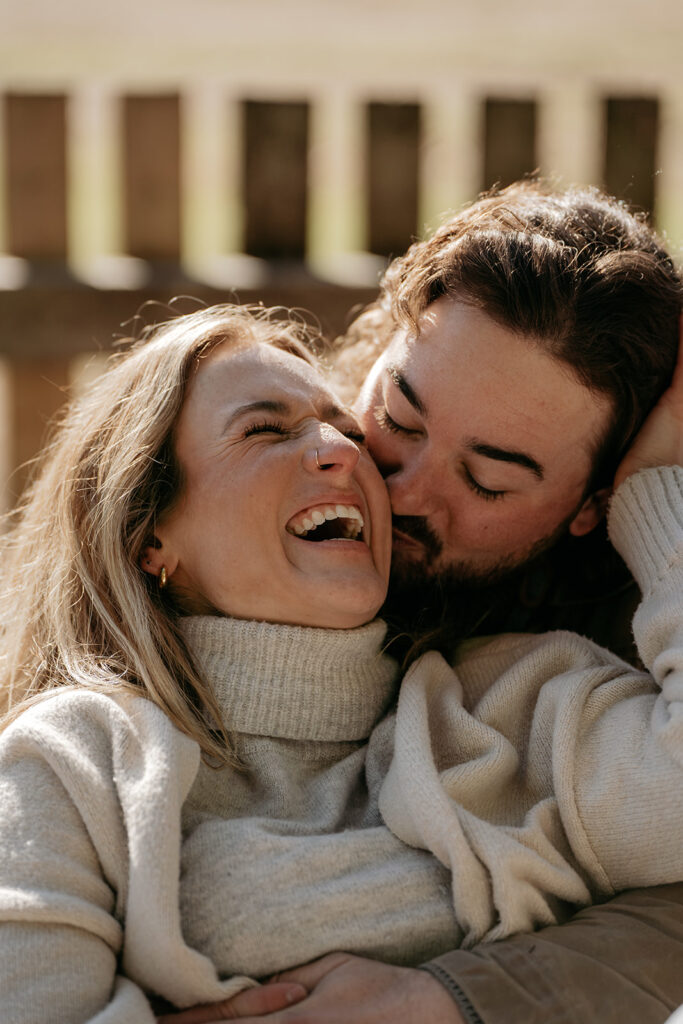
[{"left": 0, "top": 89, "right": 663, "bottom": 504}]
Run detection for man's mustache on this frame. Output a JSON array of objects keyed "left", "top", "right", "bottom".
[{"left": 391, "top": 515, "right": 443, "bottom": 563}]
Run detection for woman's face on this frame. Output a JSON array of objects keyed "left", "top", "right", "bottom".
[{"left": 148, "top": 341, "right": 392, "bottom": 629}]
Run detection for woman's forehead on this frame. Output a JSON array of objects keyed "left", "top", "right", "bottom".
[{"left": 186, "top": 340, "right": 343, "bottom": 420}]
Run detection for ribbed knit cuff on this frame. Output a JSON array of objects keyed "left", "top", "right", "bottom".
[
  {"left": 419, "top": 964, "right": 484, "bottom": 1024},
  {"left": 608, "top": 467, "right": 683, "bottom": 596}
]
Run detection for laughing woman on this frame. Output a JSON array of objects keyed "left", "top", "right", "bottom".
[{"left": 1, "top": 304, "right": 683, "bottom": 1024}]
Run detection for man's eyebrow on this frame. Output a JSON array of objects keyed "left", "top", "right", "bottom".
[
  {"left": 387, "top": 366, "right": 427, "bottom": 416},
  {"left": 465, "top": 439, "right": 545, "bottom": 480}
]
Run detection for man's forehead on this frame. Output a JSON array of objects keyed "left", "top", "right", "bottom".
[{"left": 381, "top": 320, "right": 612, "bottom": 479}]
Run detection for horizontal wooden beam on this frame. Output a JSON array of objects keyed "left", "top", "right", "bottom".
[{"left": 0, "top": 283, "right": 378, "bottom": 359}]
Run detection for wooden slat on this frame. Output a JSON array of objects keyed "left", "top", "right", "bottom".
[
  {"left": 482, "top": 98, "right": 537, "bottom": 191},
  {"left": 0, "top": 284, "right": 378, "bottom": 359},
  {"left": 243, "top": 101, "right": 309, "bottom": 260},
  {"left": 366, "top": 102, "right": 420, "bottom": 258},
  {"left": 603, "top": 97, "right": 659, "bottom": 219},
  {"left": 5, "top": 94, "right": 68, "bottom": 260},
  {"left": 123, "top": 95, "right": 181, "bottom": 260}
]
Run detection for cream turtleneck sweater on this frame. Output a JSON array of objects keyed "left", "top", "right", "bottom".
[
  {"left": 0, "top": 618, "right": 459, "bottom": 1024},
  {"left": 178, "top": 617, "right": 459, "bottom": 978},
  {"left": 1, "top": 468, "right": 683, "bottom": 1024}
]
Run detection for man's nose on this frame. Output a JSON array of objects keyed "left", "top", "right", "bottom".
[{"left": 383, "top": 454, "right": 440, "bottom": 517}]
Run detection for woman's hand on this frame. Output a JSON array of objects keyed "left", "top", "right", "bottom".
[
  {"left": 614, "top": 314, "right": 683, "bottom": 490},
  {"left": 158, "top": 953, "right": 465, "bottom": 1024},
  {"left": 156, "top": 983, "right": 308, "bottom": 1023}
]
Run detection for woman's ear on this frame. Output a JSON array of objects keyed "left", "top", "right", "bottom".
[
  {"left": 568, "top": 487, "right": 612, "bottom": 537},
  {"left": 140, "top": 539, "right": 179, "bottom": 580}
]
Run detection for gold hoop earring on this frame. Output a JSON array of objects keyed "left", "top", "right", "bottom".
[
  {"left": 315, "top": 449, "right": 321, "bottom": 470},
  {"left": 159, "top": 566, "right": 167, "bottom": 589}
]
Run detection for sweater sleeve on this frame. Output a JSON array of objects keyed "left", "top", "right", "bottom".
[
  {"left": 380, "top": 467, "right": 683, "bottom": 945},
  {"left": 421, "top": 881, "right": 683, "bottom": 1024},
  {"left": 566, "top": 467, "right": 683, "bottom": 889},
  {"left": 0, "top": 705, "right": 156, "bottom": 1024},
  {"left": 0, "top": 689, "right": 250, "bottom": 1023}
]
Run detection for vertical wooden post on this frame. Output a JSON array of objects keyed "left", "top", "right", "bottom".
[
  {"left": 538, "top": 84, "right": 602, "bottom": 187},
  {"left": 308, "top": 89, "right": 365, "bottom": 275},
  {"left": 183, "top": 86, "right": 240, "bottom": 273},
  {"left": 69, "top": 86, "right": 123, "bottom": 270},
  {"left": 658, "top": 90, "right": 683, "bottom": 247},
  {"left": 421, "top": 89, "right": 480, "bottom": 232}
]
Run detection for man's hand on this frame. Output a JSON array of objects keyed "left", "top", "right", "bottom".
[
  {"left": 615, "top": 314, "right": 683, "bottom": 489},
  {"left": 160, "top": 953, "right": 465, "bottom": 1024}
]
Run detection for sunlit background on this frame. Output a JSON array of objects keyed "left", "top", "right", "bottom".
[{"left": 1, "top": 0, "right": 682, "bottom": 506}]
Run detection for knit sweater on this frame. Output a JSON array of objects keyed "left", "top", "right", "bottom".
[{"left": 1, "top": 467, "right": 683, "bottom": 1023}]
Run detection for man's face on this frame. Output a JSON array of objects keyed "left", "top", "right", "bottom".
[{"left": 353, "top": 297, "right": 614, "bottom": 588}]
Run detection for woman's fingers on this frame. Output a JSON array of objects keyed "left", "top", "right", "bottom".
[{"left": 156, "top": 983, "right": 308, "bottom": 1023}]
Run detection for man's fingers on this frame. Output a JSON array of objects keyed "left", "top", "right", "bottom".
[{"left": 156, "top": 983, "right": 307, "bottom": 1023}]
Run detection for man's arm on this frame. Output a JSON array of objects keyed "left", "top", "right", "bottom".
[
  {"left": 423, "top": 882, "right": 683, "bottom": 1024},
  {"left": 162, "top": 886, "right": 683, "bottom": 1024}
]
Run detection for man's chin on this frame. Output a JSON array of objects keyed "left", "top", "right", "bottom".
[
  {"left": 380, "top": 552, "right": 536, "bottom": 659},
  {"left": 389, "top": 550, "right": 524, "bottom": 593}
]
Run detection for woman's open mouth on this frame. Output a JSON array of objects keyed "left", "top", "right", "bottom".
[{"left": 286, "top": 503, "right": 365, "bottom": 542}]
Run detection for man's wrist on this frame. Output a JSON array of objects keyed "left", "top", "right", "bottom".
[{"left": 419, "top": 964, "right": 481, "bottom": 1024}]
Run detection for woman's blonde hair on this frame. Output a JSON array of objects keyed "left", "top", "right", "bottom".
[{"left": 0, "top": 303, "right": 321, "bottom": 766}]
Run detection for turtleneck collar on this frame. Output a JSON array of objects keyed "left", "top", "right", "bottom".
[{"left": 179, "top": 616, "right": 399, "bottom": 742}]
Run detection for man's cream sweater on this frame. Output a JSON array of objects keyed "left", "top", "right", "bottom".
[{"left": 1, "top": 468, "right": 683, "bottom": 1023}]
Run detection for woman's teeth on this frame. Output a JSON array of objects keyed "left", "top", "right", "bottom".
[{"left": 287, "top": 504, "right": 365, "bottom": 540}]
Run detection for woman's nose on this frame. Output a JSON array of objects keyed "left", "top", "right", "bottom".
[{"left": 304, "top": 428, "right": 361, "bottom": 476}]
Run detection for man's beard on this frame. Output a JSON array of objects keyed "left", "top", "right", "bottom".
[{"left": 381, "top": 513, "right": 574, "bottom": 659}]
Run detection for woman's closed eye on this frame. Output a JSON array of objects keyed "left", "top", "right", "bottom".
[
  {"left": 243, "top": 419, "right": 289, "bottom": 438},
  {"left": 243, "top": 420, "right": 365, "bottom": 445}
]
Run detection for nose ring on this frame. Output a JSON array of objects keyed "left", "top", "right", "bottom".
[{"left": 315, "top": 448, "right": 321, "bottom": 470}]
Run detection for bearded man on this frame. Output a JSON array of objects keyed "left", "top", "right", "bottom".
[
  {"left": 168, "top": 182, "right": 683, "bottom": 1024},
  {"left": 340, "top": 181, "right": 681, "bottom": 667}
]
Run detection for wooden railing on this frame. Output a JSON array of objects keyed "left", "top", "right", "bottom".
[{"left": 0, "top": 88, "right": 667, "bottom": 506}]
